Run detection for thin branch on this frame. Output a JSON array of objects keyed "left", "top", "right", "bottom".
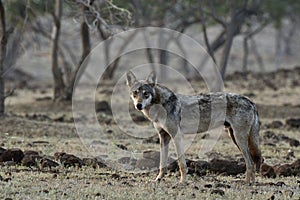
[
  {"left": 31, "top": 21, "right": 77, "bottom": 66},
  {"left": 208, "top": 1, "right": 227, "bottom": 28},
  {"left": 142, "top": 30, "right": 155, "bottom": 66},
  {"left": 246, "top": 20, "right": 270, "bottom": 38},
  {"left": 242, "top": 20, "right": 269, "bottom": 71},
  {"left": 230, "top": 0, "right": 237, "bottom": 19},
  {"left": 250, "top": 37, "right": 264, "bottom": 71},
  {"left": 102, "top": 30, "right": 138, "bottom": 79},
  {"left": 77, "top": 0, "right": 109, "bottom": 28},
  {"left": 199, "top": 0, "right": 216, "bottom": 64},
  {"left": 105, "top": 0, "right": 131, "bottom": 19}
]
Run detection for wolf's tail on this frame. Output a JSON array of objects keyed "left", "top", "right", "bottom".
[{"left": 248, "top": 107, "right": 262, "bottom": 172}]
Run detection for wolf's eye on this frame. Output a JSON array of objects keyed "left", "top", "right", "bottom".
[
  {"left": 143, "top": 91, "right": 149, "bottom": 98},
  {"left": 133, "top": 91, "right": 138, "bottom": 98}
]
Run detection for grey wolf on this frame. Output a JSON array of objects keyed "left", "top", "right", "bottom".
[{"left": 126, "top": 71, "right": 261, "bottom": 184}]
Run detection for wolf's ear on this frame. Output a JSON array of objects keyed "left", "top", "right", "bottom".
[
  {"left": 147, "top": 71, "right": 156, "bottom": 85},
  {"left": 126, "top": 71, "right": 137, "bottom": 87}
]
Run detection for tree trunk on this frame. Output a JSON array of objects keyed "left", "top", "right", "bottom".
[
  {"left": 220, "top": 26, "right": 234, "bottom": 78},
  {"left": 65, "top": 6, "right": 91, "bottom": 100},
  {"left": 173, "top": 38, "right": 189, "bottom": 76},
  {"left": 159, "top": 49, "right": 168, "bottom": 79},
  {"left": 243, "top": 21, "right": 268, "bottom": 72},
  {"left": 199, "top": 30, "right": 226, "bottom": 70},
  {"left": 242, "top": 35, "right": 249, "bottom": 72},
  {"left": 0, "top": 1, "right": 9, "bottom": 116},
  {"left": 274, "top": 26, "right": 283, "bottom": 69},
  {"left": 0, "top": 1, "right": 5, "bottom": 115},
  {"left": 284, "top": 24, "right": 295, "bottom": 55},
  {"left": 250, "top": 38, "right": 264, "bottom": 72},
  {"left": 199, "top": 0, "right": 216, "bottom": 64},
  {"left": 51, "top": 0, "right": 65, "bottom": 100},
  {"left": 142, "top": 30, "right": 155, "bottom": 70},
  {"left": 159, "top": 30, "right": 168, "bottom": 80}
]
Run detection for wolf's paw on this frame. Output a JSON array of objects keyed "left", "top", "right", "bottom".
[
  {"left": 154, "top": 172, "right": 165, "bottom": 182},
  {"left": 154, "top": 176, "right": 163, "bottom": 182}
]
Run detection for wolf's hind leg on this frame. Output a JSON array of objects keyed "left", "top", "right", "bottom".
[
  {"left": 231, "top": 127, "right": 255, "bottom": 185},
  {"left": 248, "top": 121, "right": 262, "bottom": 173},
  {"left": 173, "top": 133, "right": 187, "bottom": 183}
]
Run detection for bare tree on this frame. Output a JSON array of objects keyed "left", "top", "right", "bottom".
[
  {"left": 199, "top": 0, "right": 216, "bottom": 64},
  {"left": 242, "top": 21, "right": 269, "bottom": 72},
  {"left": 64, "top": 2, "right": 92, "bottom": 100},
  {"left": 214, "top": 1, "right": 258, "bottom": 77},
  {"left": 197, "top": 0, "right": 261, "bottom": 78},
  {"left": 0, "top": 0, "right": 13, "bottom": 115},
  {"left": 51, "top": 0, "right": 64, "bottom": 100},
  {"left": 50, "top": 0, "right": 92, "bottom": 101},
  {"left": 130, "top": 0, "right": 202, "bottom": 78},
  {"left": 101, "top": 31, "right": 137, "bottom": 80}
]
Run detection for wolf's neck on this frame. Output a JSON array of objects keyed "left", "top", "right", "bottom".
[
  {"left": 151, "top": 85, "right": 175, "bottom": 105},
  {"left": 142, "top": 84, "right": 178, "bottom": 122}
]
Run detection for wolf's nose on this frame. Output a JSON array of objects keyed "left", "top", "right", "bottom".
[{"left": 136, "top": 103, "right": 143, "bottom": 110}]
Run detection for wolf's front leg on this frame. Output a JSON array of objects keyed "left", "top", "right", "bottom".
[
  {"left": 155, "top": 129, "right": 171, "bottom": 181},
  {"left": 174, "top": 133, "right": 187, "bottom": 183}
]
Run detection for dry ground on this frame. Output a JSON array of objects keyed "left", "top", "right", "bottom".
[{"left": 1, "top": 68, "right": 300, "bottom": 199}]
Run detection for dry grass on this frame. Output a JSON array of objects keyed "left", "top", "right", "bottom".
[{"left": 1, "top": 69, "right": 300, "bottom": 199}]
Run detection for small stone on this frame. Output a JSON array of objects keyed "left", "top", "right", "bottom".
[
  {"left": 143, "top": 150, "right": 160, "bottom": 161},
  {"left": 260, "top": 163, "right": 276, "bottom": 178},
  {"left": 23, "top": 150, "right": 39, "bottom": 156},
  {"left": 285, "top": 150, "right": 295, "bottom": 160},
  {"left": 95, "top": 101, "right": 112, "bottom": 115},
  {"left": 289, "top": 139, "right": 300, "bottom": 147},
  {"left": 275, "top": 164, "right": 292, "bottom": 177},
  {"left": 204, "top": 184, "right": 212, "bottom": 188},
  {"left": 275, "top": 181, "right": 286, "bottom": 187},
  {"left": 0, "top": 148, "right": 24, "bottom": 163},
  {"left": 210, "top": 189, "right": 225, "bottom": 196},
  {"left": 266, "top": 120, "right": 283, "bottom": 129},
  {"left": 42, "top": 189, "right": 49, "bottom": 194},
  {"left": 116, "top": 144, "right": 127, "bottom": 150},
  {"left": 135, "top": 158, "right": 158, "bottom": 170},
  {"left": 41, "top": 158, "right": 59, "bottom": 169},
  {"left": 215, "top": 183, "right": 230, "bottom": 188},
  {"left": 286, "top": 118, "right": 300, "bottom": 128},
  {"left": 111, "top": 173, "right": 120, "bottom": 179},
  {"left": 266, "top": 194, "right": 275, "bottom": 200},
  {"left": 3, "top": 177, "right": 12, "bottom": 182},
  {"left": 54, "top": 152, "right": 83, "bottom": 168},
  {"left": 21, "top": 154, "right": 42, "bottom": 167}
]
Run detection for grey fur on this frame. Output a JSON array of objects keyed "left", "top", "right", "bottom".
[{"left": 126, "top": 71, "right": 262, "bottom": 184}]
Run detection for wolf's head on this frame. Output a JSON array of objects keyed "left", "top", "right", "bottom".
[{"left": 126, "top": 71, "right": 156, "bottom": 111}]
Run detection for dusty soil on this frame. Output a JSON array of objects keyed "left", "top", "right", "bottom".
[{"left": 1, "top": 68, "right": 300, "bottom": 199}]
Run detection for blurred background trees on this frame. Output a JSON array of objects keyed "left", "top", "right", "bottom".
[{"left": 0, "top": 0, "right": 299, "bottom": 112}]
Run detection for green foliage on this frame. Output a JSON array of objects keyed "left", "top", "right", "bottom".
[
  {"left": 114, "top": 0, "right": 177, "bottom": 24},
  {"left": 95, "top": 0, "right": 132, "bottom": 26},
  {"left": 3, "top": 0, "right": 300, "bottom": 30},
  {"left": 261, "top": 0, "right": 300, "bottom": 27},
  {"left": 5, "top": 0, "right": 54, "bottom": 27},
  {"left": 4, "top": 0, "right": 79, "bottom": 29}
]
